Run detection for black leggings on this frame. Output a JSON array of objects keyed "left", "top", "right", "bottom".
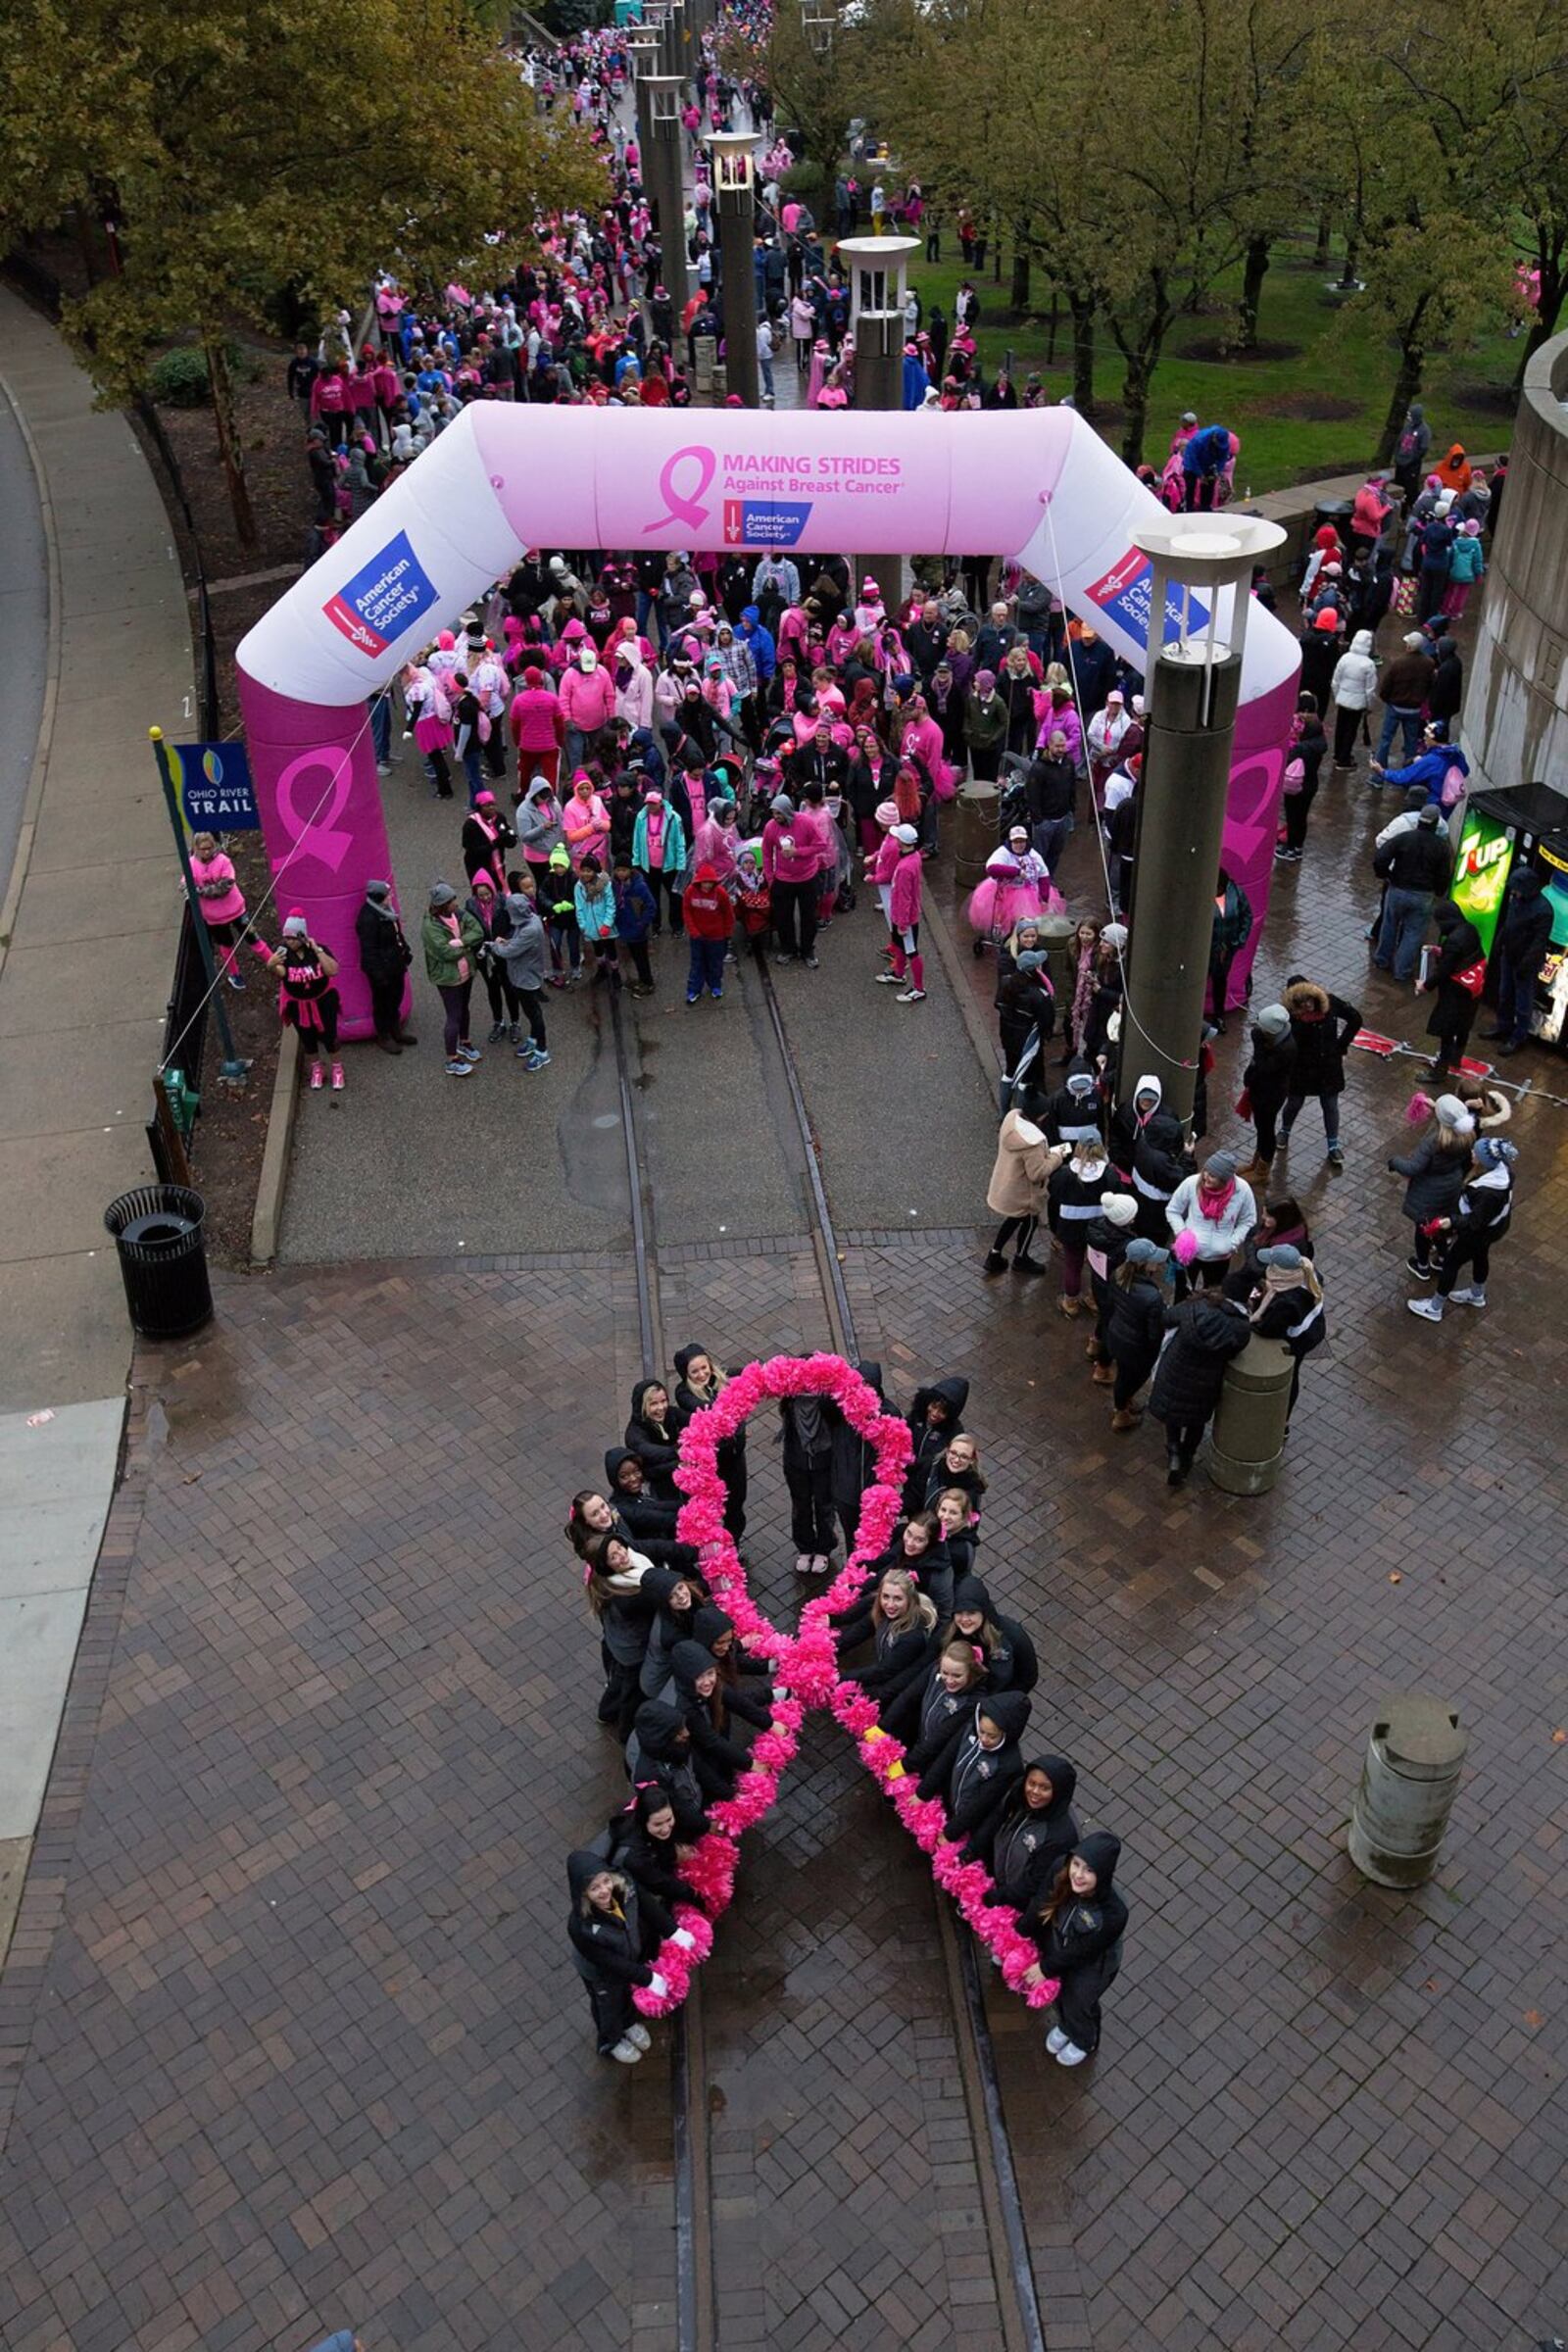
[
  {"left": 1283, "top": 779, "right": 1318, "bottom": 852},
  {"left": 587, "top": 1977, "right": 634, "bottom": 2055},
  {"left": 992, "top": 1215, "right": 1038, "bottom": 1259},
  {"left": 1165, "top": 1418, "right": 1207, "bottom": 1465},
  {"left": 786, "top": 1457, "right": 836, "bottom": 1553},
  {"left": 1112, "top": 1351, "right": 1156, "bottom": 1411},
  {"left": 1436, "top": 1233, "right": 1494, "bottom": 1296},
  {"left": 1333, "top": 703, "right": 1362, "bottom": 765},
  {"left": 289, "top": 997, "right": 340, "bottom": 1055}
]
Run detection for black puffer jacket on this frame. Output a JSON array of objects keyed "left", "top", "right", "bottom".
[
  {"left": 1149, "top": 1295, "right": 1251, "bottom": 1423},
  {"left": 1283, "top": 979, "right": 1361, "bottom": 1098}
]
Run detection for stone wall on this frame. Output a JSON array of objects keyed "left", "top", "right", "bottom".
[{"left": 1463, "top": 330, "right": 1568, "bottom": 796}]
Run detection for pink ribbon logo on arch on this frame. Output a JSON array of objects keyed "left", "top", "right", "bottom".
[
  {"left": 273, "top": 747, "right": 357, "bottom": 873},
  {"left": 644, "top": 443, "right": 716, "bottom": 534}
]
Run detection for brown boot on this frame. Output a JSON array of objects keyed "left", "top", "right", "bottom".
[
  {"left": 1237, "top": 1153, "right": 1272, "bottom": 1185},
  {"left": 1091, "top": 1364, "right": 1116, "bottom": 1386},
  {"left": 1109, "top": 1406, "right": 1143, "bottom": 1433},
  {"left": 1058, "top": 1296, "right": 1082, "bottom": 1318}
]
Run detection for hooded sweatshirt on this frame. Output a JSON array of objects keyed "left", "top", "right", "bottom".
[
  {"left": 492, "top": 895, "right": 549, "bottom": 992},
  {"left": 623, "top": 1702, "right": 708, "bottom": 1838},
  {"left": 949, "top": 1573, "right": 1038, "bottom": 1692},
  {"left": 1330, "top": 630, "right": 1379, "bottom": 711},
  {"left": 940, "top": 1688, "right": 1031, "bottom": 1842},
  {"left": 565, "top": 1849, "right": 653, "bottom": 1987},
  {"left": 903, "top": 1376, "right": 970, "bottom": 1513},
  {"left": 982, "top": 1754, "right": 1081, "bottom": 1909},
  {"left": 515, "top": 777, "right": 565, "bottom": 861},
  {"left": 1030, "top": 1831, "right": 1128, "bottom": 1982}
]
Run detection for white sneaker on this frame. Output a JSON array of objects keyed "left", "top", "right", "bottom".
[
  {"left": 626, "top": 2022, "right": 652, "bottom": 2052},
  {"left": 896, "top": 987, "right": 927, "bottom": 1003},
  {"left": 874, "top": 970, "right": 902, "bottom": 984},
  {"left": 1046, "top": 2026, "right": 1068, "bottom": 2055},
  {"left": 1447, "top": 1286, "right": 1486, "bottom": 1307},
  {"left": 609, "top": 2036, "right": 643, "bottom": 2064},
  {"left": 1054, "top": 2039, "right": 1089, "bottom": 2067},
  {"left": 1407, "top": 1296, "right": 1445, "bottom": 1322},
  {"left": 793, "top": 1552, "right": 815, "bottom": 1576},
  {"left": 811, "top": 1552, "right": 833, "bottom": 1574}
]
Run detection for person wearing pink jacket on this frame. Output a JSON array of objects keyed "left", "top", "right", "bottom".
[
  {"left": 509, "top": 665, "right": 564, "bottom": 794},
  {"left": 188, "top": 833, "right": 247, "bottom": 988},
  {"left": 872, "top": 823, "right": 926, "bottom": 1003},
  {"left": 762, "top": 790, "right": 828, "bottom": 966},
  {"left": 563, "top": 771, "right": 611, "bottom": 868},
  {"left": 560, "top": 644, "right": 616, "bottom": 776}
]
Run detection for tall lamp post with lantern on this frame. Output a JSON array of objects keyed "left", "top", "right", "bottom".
[
  {"left": 709, "top": 130, "right": 760, "bottom": 407},
  {"left": 642, "top": 73, "right": 690, "bottom": 316},
  {"left": 1113, "top": 514, "right": 1288, "bottom": 1123}
]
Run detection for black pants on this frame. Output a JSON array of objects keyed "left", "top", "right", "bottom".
[
  {"left": 1332, "top": 703, "right": 1362, "bottom": 765},
  {"left": 513, "top": 987, "right": 547, "bottom": 1049},
  {"left": 721, "top": 1453, "right": 748, "bottom": 1540},
  {"left": 623, "top": 937, "right": 654, "bottom": 986},
  {"left": 1112, "top": 1351, "right": 1157, "bottom": 1411},
  {"left": 1165, "top": 1417, "right": 1207, "bottom": 1466},
  {"left": 1429, "top": 1003, "right": 1477, "bottom": 1071},
  {"left": 1209, "top": 948, "right": 1237, "bottom": 1021},
  {"left": 786, "top": 1456, "right": 836, "bottom": 1554},
  {"left": 1253, "top": 1099, "right": 1281, "bottom": 1160},
  {"left": 1436, "top": 1233, "right": 1493, "bottom": 1295},
  {"left": 772, "top": 877, "right": 817, "bottom": 956},
  {"left": 598, "top": 1645, "right": 643, "bottom": 1739},
  {"left": 992, "top": 1214, "right": 1038, "bottom": 1259},
  {"left": 642, "top": 866, "right": 681, "bottom": 931},
  {"left": 290, "top": 998, "right": 340, "bottom": 1055},
  {"left": 1056, "top": 1951, "right": 1118, "bottom": 2054},
  {"left": 587, "top": 1977, "right": 633, "bottom": 2055},
  {"left": 368, "top": 972, "right": 405, "bottom": 1041},
  {"left": 1283, "top": 779, "right": 1318, "bottom": 852}
]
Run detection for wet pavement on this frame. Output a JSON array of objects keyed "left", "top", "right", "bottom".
[{"left": 5, "top": 693, "right": 1568, "bottom": 2352}]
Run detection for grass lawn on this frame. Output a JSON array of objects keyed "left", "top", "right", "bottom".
[{"left": 885, "top": 227, "right": 1522, "bottom": 490}]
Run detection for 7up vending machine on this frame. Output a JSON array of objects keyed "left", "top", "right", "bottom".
[{"left": 1450, "top": 780, "right": 1568, "bottom": 1049}]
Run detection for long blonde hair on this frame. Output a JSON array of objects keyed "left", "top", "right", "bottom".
[{"left": 873, "top": 1567, "right": 937, "bottom": 1635}]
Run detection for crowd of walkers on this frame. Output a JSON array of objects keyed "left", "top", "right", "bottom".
[{"left": 563, "top": 1362, "right": 1128, "bottom": 2070}]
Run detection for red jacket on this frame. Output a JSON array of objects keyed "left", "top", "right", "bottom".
[{"left": 682, "top": 866, "right": 735, "bottom": 940}]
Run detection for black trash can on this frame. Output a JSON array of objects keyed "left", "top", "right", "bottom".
[
  {"left": 1313, "top": 496, "right": 1355, "bottom": 539},
  {"left": 104, "top": 1185, "right": 214, "bottom": 1340}
]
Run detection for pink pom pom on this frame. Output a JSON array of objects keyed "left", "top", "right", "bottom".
[
  {"left": 673, "top": 1903, "right": 713, "bottom": 1960},
  {"left": 751, "top": 1730, "right": 794, "bottom": 1771},
  {"left": 1406, "top": 1090, "right": 1435, "bottom": 1126},
  {"left": 772, "top": 1696, "right": 805, "bottom": 1732},
  {"left": 1171, "top": 1228, "right": 1200, "bottom": 1265}
]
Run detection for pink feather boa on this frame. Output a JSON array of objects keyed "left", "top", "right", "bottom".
[{"left": 632, "top": 1353, "right": 1058, "bottom": 2020}]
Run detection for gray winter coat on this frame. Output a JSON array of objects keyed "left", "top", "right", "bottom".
[{"left": 493, "top": 898, "right": 549, "bottom": 991}]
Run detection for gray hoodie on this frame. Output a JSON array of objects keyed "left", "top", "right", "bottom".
[
  {"left": 514, "top": 777, "right": 564, "bottom": 861},
  {"left": 492, "top": 895, "right": 549, "bottom": 991}
]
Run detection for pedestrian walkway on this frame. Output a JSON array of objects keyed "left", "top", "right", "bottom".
[{"left": 0, "top": 290, "right": 193, "bottom": 1981}]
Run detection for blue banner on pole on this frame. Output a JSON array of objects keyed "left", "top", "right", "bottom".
[{"left": 173, "top": 742, "right": 260, "bottom": 831}]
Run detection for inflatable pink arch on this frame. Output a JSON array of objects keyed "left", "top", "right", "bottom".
[{"left": 236, "top": 408, "right": 1299, "bottom": 1033}]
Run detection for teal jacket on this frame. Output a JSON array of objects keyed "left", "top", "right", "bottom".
[{"left": 631, "top": 802, "right": 688, "bottom": 876}]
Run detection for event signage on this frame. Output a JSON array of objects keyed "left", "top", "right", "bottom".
[
  {"left": 1084, "top": 548, "right": 1209, "bottom": 649},
  {"left": 322, "top": 530, "right": 439, "bottom": 657},
  {"left": 173, "top": 741, "right": 260, "bottom": 831}
]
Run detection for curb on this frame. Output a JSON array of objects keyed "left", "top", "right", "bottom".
[
  {"left": 250, "top": 1025, "right": 299, "bottom": 1266},
  {"left": 0, "top": 367, "right": 63, "bottom": 982},
  {"left": 923, "top": 882, "right": 1002, "bottom": 1098}
]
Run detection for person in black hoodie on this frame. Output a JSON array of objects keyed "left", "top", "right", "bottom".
[
  {"left": 624, "top": 1700, "right": 710, "bottom": 1839},
  {"left": 834, "top": 1514, "right": 952, "bottom": 1646},
  {"left": 1279, "top": 976, "right": 1360, "bottom": 1171},
  {"left": 686, "top": 1603, "right": 773, "bottom": 1730},
  {"left": 565, "top": 1848, "right": 675, "bottom": 2063},
  {"left": 948, "top": 1573, "right": 1038, "bottom": 1691},
  {"left": 1021, "top": 1831, "right": 1127, "bottom": 2064},
  {"left": 1149, "top": 1291, "right": 1251, "bottom": 1485},
  {"left": 1277, "top": 694, "right": 1327, "bottom": 864},
  {"left": 1102, "top": 1237, "right": 1168, "bottom": 1433},
  {"left": 1084, "top": 1192, "right": 1139, "bottom": 1377},
  {"left": 884, "top": 1637, "right": 987, "bottom": 1773},
  {"left": 673, "top": 1344, "right": 748, "bottom": 1539},
  {"left": 668, "top": 1640, "right": 759, "bottom": 1800},
  {"left": 1042, "top": 1065, "right": 1104, "bottom": 1152},
  {"left": 780, "top": 1391, "right": 838, "bottom": 1577},
  {"left": 1423, "top": 900, "right": 1485, "bottom": 1078},
  {"left": 623, "top": 1379, "right": 687, "bottom": 1500},
  {"left": 584, "top": 1450, "right": 694, "bottom": 1560},
  {"left": 929, "top": 1688, "right": 1031, "bottom": 1845},
  {"left": 1115, "top": 1075, "right": 1190, "bottom": 1243},
  {"left": 638, "top": 1563, "right": 711, "bottom": 1698},
  {"left": 975, "top": 1755, "right": 1080, "bottom": 1917},
  {"left": 1483, "top": 867, "right": 1552, "bottom": 1056},
  {"left": 830, "top": 1359, "right": 888, "bottom": 1550},
  {"left": 902, "top": 1376, "right": 969, "bottom": 1515},
  {"left": 578, "top": 1529, "right": 658, "bottom": 1737},
  {"left": 844, "top": 1567, "right": 940, "bottom": 1716},
  {"left": 1238, "top": 1004, "right": 1297, "bottom": 1187},
  {"left": 609, "top": 1783, "right": 700, "bottom": 1923},
  {"left": 932, "top": 1488, "right": 980, "bottom": 1579}
]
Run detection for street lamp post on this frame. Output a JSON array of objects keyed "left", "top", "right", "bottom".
[
  {"left": 625, "top": 26, "right": 661, "bottom": 173},
  {"left": 1113, "top": 514, "right": 1288, "bottom": 1123},
  {"left": 838, "top": 234, "right": 921, "bottom": 607},
  {"left": 709, "top": 131, "right": 760, "bottom": 407},
  {"left": 643, "top": 74, "right": 690, "bottom": 315}
]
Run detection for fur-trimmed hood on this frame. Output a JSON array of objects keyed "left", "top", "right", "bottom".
[{"left": 1284, "top": 980, "right": 1330, "bottom": 1021}]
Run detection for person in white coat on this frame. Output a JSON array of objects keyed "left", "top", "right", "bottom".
[
  {"left": 1165, "top": 1151, "right": 1257, "bottom": 1293},
  {"left": 1329, "top": 628, "right": 1379, "bottom": 771},
  {"left": 983, "top": 1106, "right": 1069, "bottom": 1277}
]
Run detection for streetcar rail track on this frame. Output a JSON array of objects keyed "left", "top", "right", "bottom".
[{"left": 608, "top": 965, "right": 1044, "bottom": 2352}]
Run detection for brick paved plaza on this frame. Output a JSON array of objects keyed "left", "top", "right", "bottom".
[{"left": 3, "top": 768, "right": 1568, "bottom": 2352}]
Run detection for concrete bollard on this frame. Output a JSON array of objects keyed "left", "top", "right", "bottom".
[
  {"left": 954, "top": 780, "right": 1000, "bottom": 893},
  {"left": 1206, "top": 1335, "right": 1294, "bottom": 1494},
  {"left": 1348, "top": 1696, "right": 1467, "bottom": 1887},
  {"left": 1036, "top": 914, "right": 1078, "bottom": 1010}
]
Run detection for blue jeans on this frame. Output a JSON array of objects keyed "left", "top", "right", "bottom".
[
  {"left": 368, "top": 690, "right": 391, "bottom": 764},
  {"left": 461, "top": 744, "right": 485, "bottom": 804},
  {"left": 1495, "top": 950, "right": 1537, "bottom": 1044},
  {"left": 760, "top": 357, "right": 775, "bottom": 400},
  {"left": 1377, "top": 704, "right": 1423, "bottom": 766},
  {"left": 1034, "top": 813, "right": 1073, "bottom": 876},
  {"left": 687, "top": 938, "right": 727, "bottom": 997},
  {"left": 1281, "top": 1093, "right": 1340, "bottom": 1150},
  {"left": 1377, "top": 886, "right": 1433, "bottom": 981}
]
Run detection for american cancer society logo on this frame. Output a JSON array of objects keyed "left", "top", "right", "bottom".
[{"left": 322, "top": 530, "right": 439, "bottom": 657}]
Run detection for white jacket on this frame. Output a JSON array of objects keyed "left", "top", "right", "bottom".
[
  {"left": 1166, "top": 1173, "right": 1258, "bottom": 1261},
  {"left": 1331, "top": 637, "right": 1379, "bottom": 711}
]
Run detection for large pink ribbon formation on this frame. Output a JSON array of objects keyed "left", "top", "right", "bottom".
[{"left": 633, "top": 1353, "right": 1060, "bottom": 2017}]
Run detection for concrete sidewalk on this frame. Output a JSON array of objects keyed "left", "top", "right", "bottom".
[{"left": 0, "top": 289, "right": 192, "bottom": 1963}]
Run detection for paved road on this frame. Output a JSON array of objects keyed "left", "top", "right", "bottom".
[{"left": 0, "top": 374, "right": 48, "bottom": 914}]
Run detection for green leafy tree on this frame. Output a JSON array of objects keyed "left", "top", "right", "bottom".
[{"left": 0, "top": 0, "right": 607, "bottom": 543}]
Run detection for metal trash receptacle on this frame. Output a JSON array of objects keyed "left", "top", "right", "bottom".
[
  {"left": 104, "top": 1185, "right": 214, "bottom": 1340},
  {"left": 954, "top": 780, "right": 1000, "bottom": 892},
  {"left": 1348, "top": 1695, "right": 1467, "bottom": 1888}
]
